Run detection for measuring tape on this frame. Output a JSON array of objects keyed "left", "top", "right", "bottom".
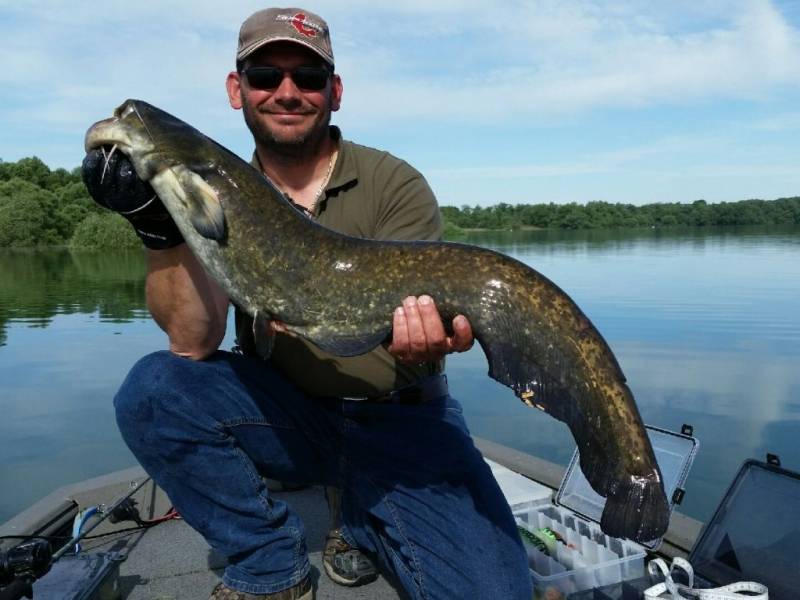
[{"left": 644, "top": 557, "right": 768, "bottom": 600}]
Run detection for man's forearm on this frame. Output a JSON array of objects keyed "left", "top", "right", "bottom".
[{"left": 146, "top": 244, "right": 230, "bottom": 360}]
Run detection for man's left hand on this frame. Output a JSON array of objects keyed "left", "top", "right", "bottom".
[{"left": 387, "top": 295, "right": 474, "bottom": 364}]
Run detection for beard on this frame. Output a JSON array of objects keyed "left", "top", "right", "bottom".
[{"left": 241, "top": 94, "right": 332, "bottom": 160}]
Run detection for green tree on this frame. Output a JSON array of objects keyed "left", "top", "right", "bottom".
[
  {"left": 0, "top": 193, "right": 47, "bottom": 247},
  {"left": 0, "top": 157, "right": 51, "bottom": 188},
  {"left": 69, "top": 212, "right": 140, "bottom": 250},
  {"left": 442, "top": 220, "right": 466, "bottom": 240},
  {"left": 0, "top": 178, "right": 62, "bottom": 246}
]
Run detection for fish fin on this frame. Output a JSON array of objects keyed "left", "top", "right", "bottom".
[
  {"left": 482, "top": 337, "right": 574, "bottom": 420},
  {"left": 288, "top": 323, "right": 391, "bottom": 357},
  {"left": 176, "top": 166, "right": 226, "bottom": 241},
  {"left": 600, "top": 472, "right": 670, "bottom": 543},
  {"left": 481, "top": 334, "right": 622, "bottom": 499}
]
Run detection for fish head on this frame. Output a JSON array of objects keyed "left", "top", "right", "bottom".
[
  {"left": 85, "top": 98, "right": 303, "bottom": 319},
  {"left": 84, "top": 99, "right": 241, "bottom": 247}
]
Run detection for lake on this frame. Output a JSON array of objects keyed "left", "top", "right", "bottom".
[{"left": 1, "top": 225, "right": 799, "bottom": 525}]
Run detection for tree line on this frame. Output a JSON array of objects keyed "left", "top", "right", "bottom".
[
  {"left": 1, "top": 156, "right": 799, "bottom": 248},
  {"left": 0, "top": 156, "right": 138, "bottom": 248},
  {"left": 442, "top": 197, "right": 800, "bottom": 234}
]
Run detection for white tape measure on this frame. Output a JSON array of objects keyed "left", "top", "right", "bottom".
[{"left": 643, "top": 557, "right": 768, "bottom": 600}]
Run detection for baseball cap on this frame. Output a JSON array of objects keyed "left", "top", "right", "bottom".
[{"left": 237, "top": 7, "right": 334, "bottom": 67}]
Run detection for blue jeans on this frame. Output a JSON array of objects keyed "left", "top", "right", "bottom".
[{"left": 114, "top": 350, "right": 532, "bottom": 599}]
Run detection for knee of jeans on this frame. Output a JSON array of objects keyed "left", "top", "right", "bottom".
[{"left": 113, "top": 350, "right": 189, "bottom": 430}]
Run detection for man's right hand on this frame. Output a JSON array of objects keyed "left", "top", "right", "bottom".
[
  {"left": 82, "top": 147, "right": 184, "bottom": 249},
  {"left": 388, "top": 295, "right": 474, "bottom": 364}
]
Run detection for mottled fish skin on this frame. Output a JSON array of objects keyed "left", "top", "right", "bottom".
[{"left": 84, "top": 99, "right": 670, "bottom": 543}]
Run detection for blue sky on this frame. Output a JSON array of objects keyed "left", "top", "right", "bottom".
[{"left": 1, "top": 0, "right": 799, "bottom": 207}]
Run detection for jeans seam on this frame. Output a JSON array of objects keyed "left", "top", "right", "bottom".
[
  {"left": 382, "top": 492, "right": 428, "bottom": 600},
  {"left": 387, "top": 544, "right": 416, "bottom": 590},
  {"left": 217, "top": 416, "right": 294, "bottom": 429},
  {"left": 223, "top": 560, "right": 309, "bottom": 594},
  {"left": 232, "top": 445, "right": 275, "bottom": 521},
  {"left": 229, "top": 443, "right": 308, "bottom": 588},
  {"left": 341, "top": 416, "right": 428, "bottom": 597}
]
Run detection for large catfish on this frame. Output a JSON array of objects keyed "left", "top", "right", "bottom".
[{"left": 84, "top": 99, "right": 669, "bottom": 543}]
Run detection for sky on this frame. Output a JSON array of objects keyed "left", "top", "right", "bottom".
[{"left": 1, "top": 0, "right": 799, "bottom": 207}]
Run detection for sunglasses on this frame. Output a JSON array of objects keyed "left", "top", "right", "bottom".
[{"left": 243, "top": 66, "right": 331, "bottom": 91}]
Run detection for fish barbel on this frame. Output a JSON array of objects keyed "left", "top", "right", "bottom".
[{"left": 84, "top": 99, "right": 670, "bottom": 542}]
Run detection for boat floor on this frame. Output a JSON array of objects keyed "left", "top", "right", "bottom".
[
  {"left": 83, "top": 485, "right": 405, "bottom": 599},
  {"left": 4, "top": 438, "right": 700, "bottom": 599}
]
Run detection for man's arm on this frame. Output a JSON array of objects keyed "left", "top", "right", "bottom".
[
  {"left": 146, "top": 246, "right": 230, "bottom": 360},
  {"left": 82, "top": 148, "right": 229, "bottom": 360}
]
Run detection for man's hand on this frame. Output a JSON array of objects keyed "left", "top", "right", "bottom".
[
  {"left": 82, "top": 147, "right": 184, "bottom": 250},
  {"left": 387, "top": 295, "right": 474, "bottom": 364}
]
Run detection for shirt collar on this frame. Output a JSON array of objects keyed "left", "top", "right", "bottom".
[{"left": 326, "top": 126, "right": 357, "bottom": 192}]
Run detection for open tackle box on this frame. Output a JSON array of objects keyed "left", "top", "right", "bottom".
[
  {"left": 567, "top": 454, "right": 800, "bottom": 600},
  {"left": 503, "top": 425, "right": 698, "bottom": 599},
  {"left": 675, "top": 455, "right": 799, "bottom": 600}
]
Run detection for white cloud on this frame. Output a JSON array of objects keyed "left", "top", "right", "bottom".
[
  {"left": 4, "top": 1, "right": 799, "bottom": 123},
  {"left": 339, "top": 0, "right": 800, "bottom": 124},
  {"left": 1, "top": 0, "right": 799, "bottom": 172}
]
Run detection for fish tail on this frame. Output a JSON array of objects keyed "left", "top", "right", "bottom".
[{"left": 599, "top": 471, "right": 670, "bottom": 543}]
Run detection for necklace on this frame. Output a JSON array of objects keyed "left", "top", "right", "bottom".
[
  {"left": 259, "top": 149, "right": 338, "bottom": 218},
  {"left": 310, "top": 148, "right": 337, "bottom": 214}
]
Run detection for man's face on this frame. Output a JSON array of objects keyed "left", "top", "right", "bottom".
[{"left": 227, "top": 42, "right": 342, "bottom": 155}]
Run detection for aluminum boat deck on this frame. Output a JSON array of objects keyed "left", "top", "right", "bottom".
[{"left": 0, "top": 438, "right": 703, "bottom": 599}]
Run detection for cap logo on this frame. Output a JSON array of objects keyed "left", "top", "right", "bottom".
[{"left": 274, "top": 12, "right": 322, "bottom": 38}]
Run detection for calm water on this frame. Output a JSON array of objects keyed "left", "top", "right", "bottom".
[{"left": 1, "top": 226, "right": 799, "bottom": 525}]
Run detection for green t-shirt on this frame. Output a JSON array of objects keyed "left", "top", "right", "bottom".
[{"left": 235, "top": 127, "right": 443, "bottom": 398}]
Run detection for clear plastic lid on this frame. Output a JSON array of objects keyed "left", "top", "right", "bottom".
[
  {"left": 689, "top": 459, "right": 800, "bottom": 599},
  {"left": 555, "top": 425, "right": 698, "bottom": 550}
]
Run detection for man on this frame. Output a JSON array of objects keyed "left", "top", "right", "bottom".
[{"left": 83, "top": 7, "right": 531, "bottom": 600}]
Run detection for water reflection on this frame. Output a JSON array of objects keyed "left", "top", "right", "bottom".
[
  {"left": 0, "top": 249, "right": 152, "bottom": 520},
  {"left": 460, "top": 225, "right": 800, "bottom": 254},
  {"left": 1, "top": 226, "right": 799, "bottom": 524},
  {"left": 0, "top": 248, "right": 149, "bottom": 344}
]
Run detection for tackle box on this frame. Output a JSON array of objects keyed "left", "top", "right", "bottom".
[
  {"left": 508, "top": 425, "right": 698, "bottom": 599},
  {"left": 683, "top": 455, "right": 799, "bottom": 600},
  {"left": 568, "top": 454, "right": 800, "bottom": 599}
]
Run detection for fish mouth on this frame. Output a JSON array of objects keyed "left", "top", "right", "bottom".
[
  {"left": 84, "top": 102, "right": 137, "bottom": 152},
  {"left": 84, "top": 100, "right": 161, "bottom": 181},
  {"left": 84, "top": 99, "right": 227, "bottom": 243},
  {"left": 84, "top": 118, "right": 134, "bottom": 159}
]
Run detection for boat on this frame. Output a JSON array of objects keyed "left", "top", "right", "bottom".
[{"left": 0, "top": 435, "right": 794, "bottom": 599}]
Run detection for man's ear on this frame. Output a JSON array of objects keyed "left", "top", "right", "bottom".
[
  {"left": 226, "top": 72, "right": 244, "bottom": 110},
  {"left": 330, "top": 74, "right": 343, "bottom": 112}
]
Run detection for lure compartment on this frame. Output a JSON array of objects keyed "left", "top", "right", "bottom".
[
  {"left": 514, "top": 504, "right": 645, "bottom": 598},
  {"left": 500, "top": 425, "right": 698, "bottom": 600}
]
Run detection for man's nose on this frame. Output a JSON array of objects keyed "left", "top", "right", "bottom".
[{"left": 273, "top": 72, "right": 302, "bottom": 103}]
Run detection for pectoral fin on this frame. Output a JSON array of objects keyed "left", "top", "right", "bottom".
[
  {"left": 175, "top": 166, "right": 226, "bottom": 241},
  {"left": 151, "top": 165, "right": 227, "bottom": 242}
]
